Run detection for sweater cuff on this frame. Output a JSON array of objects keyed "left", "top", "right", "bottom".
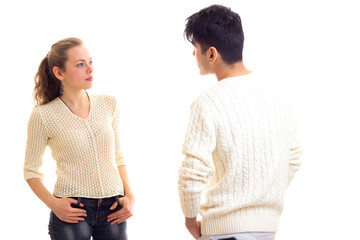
[
  {"left": 24, "top": 171, "right": 44, "bottom": 181},
  {"left": 179, "top": 193, "right": 201, "bottom": 218},
  {"left": 182, "top": 206, "right": 199, "bottom": 218}
]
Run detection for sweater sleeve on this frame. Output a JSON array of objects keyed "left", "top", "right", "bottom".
[
  {"left": 178, "top": 99, "right": 216, "bottom": 218},
  {"left": 112, "top": 97, "right": 125, "bottom": 166},
  {"left": 288, "top": 105, "right": 302, "bottom": 185},
  {"left": 24, "top": 108, "right": 48, "bottom": 180}
]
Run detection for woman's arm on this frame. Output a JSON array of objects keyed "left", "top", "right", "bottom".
[
  {"left": 27, "top": 178, "right": 87, "bottom": 223},
  {"left": 117, "top": 165, "right": 134, "bottom": 198},
  {"left": 107, "top": 165, "right": 135, "bottom": 225},
  {"left": 107, "top": 97, "right": 134, "bottom": 224}
]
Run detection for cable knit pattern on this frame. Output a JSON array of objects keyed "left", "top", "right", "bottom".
[
  {"left": 24, "top": 93, "right": 125, "bottom": 198},
  {"left": 178, "top": 72, "right": 302, "bottom": 235}
]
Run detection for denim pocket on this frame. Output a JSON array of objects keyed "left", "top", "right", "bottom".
[
  {"left": 109, "top": 203, "right": 122, "bottom": 214},
  {"left": 69, "top": 197, "right": 82, "bottom": 208}
]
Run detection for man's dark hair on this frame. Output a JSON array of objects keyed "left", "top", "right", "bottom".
[{"left": 184, "top": 5, "right": 244, "bottom": 65}]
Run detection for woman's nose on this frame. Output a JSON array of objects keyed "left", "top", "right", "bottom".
[{"left": 88, "top": 64, "right": 93, "bottom": 73}]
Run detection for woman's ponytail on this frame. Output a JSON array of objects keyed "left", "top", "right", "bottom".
[
  {"left": 33, "top": 54, "right": 61, "bottom": 106},
  {"left": 33, "top": 37, "right": 83, "bottom": 106}
]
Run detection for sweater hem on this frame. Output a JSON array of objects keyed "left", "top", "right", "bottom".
[
  {"left": 53, "top": 190, "right": 125, "bottom": 199},
  {"left": 201, "top": 214, "right": 280, "bottom": 235}
]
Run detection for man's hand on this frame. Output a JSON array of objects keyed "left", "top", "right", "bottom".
[{"left": 185, "top": 217, "right": 201, "bottom": 239}]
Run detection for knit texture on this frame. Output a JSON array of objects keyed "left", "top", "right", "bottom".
[
  {"left": 178, "top": 72, "right": 302, "bottom": 235},
  {"left": 24, "top": 93, "right": 125, "bottom": 198}
]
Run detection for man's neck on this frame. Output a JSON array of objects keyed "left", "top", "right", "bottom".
[{"left": 215, "top": 61, "right": 252, "bottom": 81}]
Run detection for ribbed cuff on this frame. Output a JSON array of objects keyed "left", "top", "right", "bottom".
[{"left": 183, "top": 207, "right": 199, "bottom": 218}]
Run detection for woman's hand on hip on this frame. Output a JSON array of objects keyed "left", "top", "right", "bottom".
[
  {"left": 50, "top": 198, "right": 87, "bottom": 223},
  {"left": 107, "top": 195, "right": 135, "bottom": 225}
]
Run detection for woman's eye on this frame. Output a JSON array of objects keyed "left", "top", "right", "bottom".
[
  {"left": 77, "top": 63, "right": 84, "bottom": 67},
  {"left": 89, "top": 60, "right": 93, "bottom": 65}
]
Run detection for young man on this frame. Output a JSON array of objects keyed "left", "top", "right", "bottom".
[{"left": 178, "top": 5, "right": 302, "bottom": 240}]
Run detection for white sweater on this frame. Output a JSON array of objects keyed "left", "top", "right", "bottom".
[{"left": 178, "top": 72, "right": 302, "bottom": 235}]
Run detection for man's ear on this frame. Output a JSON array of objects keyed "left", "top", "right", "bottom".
[
  {"left": 208, "top": 47, "right": 218, "bottom": 64},
  {"left": 53, "top": 66, "right": 64, "bottom": 81}
]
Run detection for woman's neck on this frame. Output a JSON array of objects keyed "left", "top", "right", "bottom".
[{"left": 60, "top": 89, "right": 88, "bottom": 107}]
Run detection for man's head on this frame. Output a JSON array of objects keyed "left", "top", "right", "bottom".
[{"left": 184, "top": 4, "right": 245, "bottom": 69}]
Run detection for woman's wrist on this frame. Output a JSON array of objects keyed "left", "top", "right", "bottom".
[
  {"left": 27, "top": 178, "right": 58, "bottom": 210},
  {"left": 45, "top": 194, "right": 58, "bottom": 210},
  {"left": 125, "top": 191, "right": 134, "bottom": 200}
]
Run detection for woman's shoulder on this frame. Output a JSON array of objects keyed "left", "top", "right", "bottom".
[
  {"left": 90, "top": 93, "right": 117, "bottom": 103},
  {"left": 89, "top": 93, "right": 118, "bottom": 112},
  {"left": 31, "top": 97, "right": 60, "bottom": 115},
  {"left": 28, "top": 99, "right": 58, "bottom": 125}
]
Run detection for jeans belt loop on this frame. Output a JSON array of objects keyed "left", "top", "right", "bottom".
[{"left": 115, "top": 196, "right": 121, "bottom": 207}]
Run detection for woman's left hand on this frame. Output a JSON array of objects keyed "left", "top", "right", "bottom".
[{"left": 107, "top": 195, "right": 135, "bottom": 225}]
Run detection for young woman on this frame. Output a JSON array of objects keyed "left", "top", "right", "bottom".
[{"left": 24, "top": 37, "right": 134, "bottom": 240}]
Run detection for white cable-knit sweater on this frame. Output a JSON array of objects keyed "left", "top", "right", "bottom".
[
  {"left": 178, "top": 72, "right": 302, "bottom": 235},
  {"left": 24, "top": 93, "right": 125, "bottom": 198}
]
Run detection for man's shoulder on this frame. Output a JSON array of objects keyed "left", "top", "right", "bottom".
[{"left": 193, "top": 87, "right": 216, "bottom": 109}]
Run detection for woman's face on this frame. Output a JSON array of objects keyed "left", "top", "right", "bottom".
[{"left": 60, "top": 44, "right": 93, "bottom": 91}]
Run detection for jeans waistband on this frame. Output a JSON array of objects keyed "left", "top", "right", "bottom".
[{"left": 68, "top": 195, "right": 123, "bottom": 207}]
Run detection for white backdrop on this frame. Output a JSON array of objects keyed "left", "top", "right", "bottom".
[{"left": 0, "top": 0, "right": 359, "bottom": 239}]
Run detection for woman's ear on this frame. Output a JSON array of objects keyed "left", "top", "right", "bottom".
[{"left": 53, "top": 66, "right": 64, "bottom": 81}]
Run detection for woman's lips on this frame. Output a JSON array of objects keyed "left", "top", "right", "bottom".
[{"left": 85, "top": 76, "right": 93, "bottom": 81}]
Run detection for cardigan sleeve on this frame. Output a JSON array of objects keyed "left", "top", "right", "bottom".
[
  {"left": 24, "top": 108, "right": 48, "bottom": 180},
  {"left": 112, "top": 97, "right": 125, "bottom": 166},
  {"left": 178, "top": 99, "right": 216, "bottom": 218}
]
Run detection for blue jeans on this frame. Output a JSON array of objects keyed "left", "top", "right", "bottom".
[{"left": 48, "top": 196, "right": 127, "bottom": 240}]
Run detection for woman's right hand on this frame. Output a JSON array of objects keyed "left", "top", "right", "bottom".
[
  {"left": 50, "top": 198, "right": 87, "bottom": 223},
  {"left": 26, "top": 179, "right": 87, "bottom": 224}
]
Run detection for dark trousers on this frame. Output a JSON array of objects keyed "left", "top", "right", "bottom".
[{"left": 48, "top": 196, "right": 127, "bottom": 240}]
